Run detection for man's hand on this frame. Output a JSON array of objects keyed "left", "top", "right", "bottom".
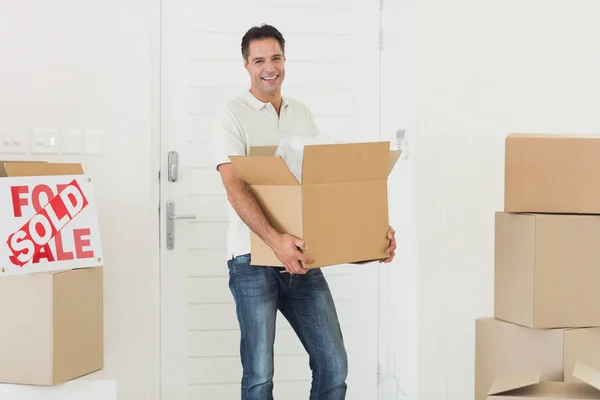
[
  {"left": 380, "top": 226, "right": 396, "bottom": 263},
  {"left": 271, "top": 233, "right": 315, "bottom": 274},
  {"left": 218, "top": 163, "right": 315, "bottom": 273}
]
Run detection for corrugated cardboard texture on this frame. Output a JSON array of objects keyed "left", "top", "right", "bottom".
[
  {"left": 564, "top": 329, "right": 600, "bottom": 383},
  {"left": 534, "top": 214, "right": 600, "bottom": 328},
  {"left": 494, "top": 212, "right": 535, "bottom": 327},
  {"left": 495, "top": 212, "right": 600, "bottom": 328},
  {"left": 234, "top": 141, "right": 398, "bottom": 268},
  {"left": 53, "top": 267, "right": 103, "bottom": 384},
  {"left": 249, "top": 180, "right": 390, "bottom": 268},
  {"left": 302, "top": 180, "right": 389, "bottom": 268},
  {"left": 249, "top": 186, "right": 303, "bottom": 267},
  {"left": 0, "top": 267, "right": 103, "bottom": 385},
  {"left": 572, "top": 363, "right": 600, "bottom": 392},
  {"left": 487, "top": 369, "right": 542, "bottom": 396},
  {"left": 0, "top": 161, "right": 47, "bottom": 177},
  {"left": 504, "top": 133, "right": 600, "bottom": 214},
  {"left": 230, "top": 156, "right": 298, "bottom": 185},
  {"left": 488, "top": 381, "right": 600, "bottom": 399},
  {"left": 249, "top": 146, "right": 277, "bottom": 156},
  {"left": 2, "top": 162, "right": 83, "bottom": 177},
  {"left": 389, "top": 151, "right": 401, "bottom": 174},
  {"left": 302, "top": 142, "right": 389, "bottom": 184},
  {"left": 0, "top": 273, "right": 54, "bottom": 385},
  {"left": 475, "top": 318, "right": 563, "bottom": 400}
]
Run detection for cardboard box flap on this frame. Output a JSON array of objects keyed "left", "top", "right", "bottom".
[
  {"left": 302, "top": 141, "right": 389, "bottom": 184},
  {"left": 229, "top": 156, "right": 298, "bottom": 185},
  {"left": 249, "top": 146, "right": 277, "bottom": 156},
  {"left": 389, "top": 150, "right": 401, "bottom": 175},
  {"left": 507, "top": 133, "right": 600, "bottom": 140},
  {"left": 572, "top": 362, "right": 600, "bottom": 391},
  {"left": 0, "top": 161, "right": 47, "bottom": 177},
  {"left": 488, "top": 369, "right": 543, "bottom": 396},
  {"left": 1, "top": 162, "right": 83, "bottom": 177}
]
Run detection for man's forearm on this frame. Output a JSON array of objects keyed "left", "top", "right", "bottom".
[{"left": 225, "top": 177, "right": 281, "bottom": 247}]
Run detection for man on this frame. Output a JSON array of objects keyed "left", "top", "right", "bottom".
[{"left": 211, "top": 24, "right": 396, "bottom": 400}]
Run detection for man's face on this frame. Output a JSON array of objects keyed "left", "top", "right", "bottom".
[{"left": 244, "top": 38, "right": 285, "bottom": 96}]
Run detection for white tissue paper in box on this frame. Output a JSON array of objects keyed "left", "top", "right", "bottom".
[{"left": 274, "top": 132, "right": 342, "bottom": 183}]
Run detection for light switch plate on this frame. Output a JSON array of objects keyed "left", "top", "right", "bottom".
[
  {"left": 0, "top": 128, "right": 30, "bottom": 155},
  {"left": 85, "top": 129, "right": 103, "bottom": 155},
  {"left": 31, "top": 128, "right": 60, "bottom": 154},
  {"left": 60, "top": 129, "right": 84, "bottom": 154}
]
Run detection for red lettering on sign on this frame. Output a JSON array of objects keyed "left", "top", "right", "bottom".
[
  {"left": 74, "top": 228, "right": 94, "bottom": 259},
  {"left": 33, "top": 244, "right": 56, "bottom": 263},
  {"left": 10, "top": 186, "right": 28, "bottom": 218},
  {"left": 8, "top": 229, "right": 94, "bottom": 265},
  {"left": 31, "top": 184, "right": 54, "bottom": 213},
  {"left": 54, "top": 231, "right": 74, "bottom": 261},
  {"left": 6, "top": 179, "right": 89, "bottom": 266},
  {"left": 10, "top": 183, "right": 78, "bottom": 218}
]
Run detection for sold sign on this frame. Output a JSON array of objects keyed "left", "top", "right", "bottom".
[
  {"left": 7, "top": 179, "right": 88, "bottom": 266},
  {"left": 0, "top": 175, "right": 103, "bottom": 276}
]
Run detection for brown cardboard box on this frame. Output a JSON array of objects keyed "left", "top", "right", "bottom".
[
  {"left": 474, "top": 318, "right": 600, "bottom": 400},
  {"left": 504, "top": 133, "right": 600, "bottom": 214},
  {"left": 494, "top": 212, "right": 600, "bottom": 328},
  {"left": 0, "top": 267, "right": 103, "bottom": 385},
  {"left": 0, "top": 161, "right": 104, "bottom": 385},
  {"left": 229, "top": 141, "right": 401, "bottom": 268},
  {"left": 486, "top": 362, "right": 600, "bottom": 399}
]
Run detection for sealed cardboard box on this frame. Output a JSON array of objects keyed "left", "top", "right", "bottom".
[
  {"left": 0, "top": 161, "right": 104, "bottom": 385},
  {"left": 504, "top": 133, "right": 600, "bottom": 214},
  {"left": 474, "top": 318, "right": 600, "bottom": 400},
  {"left": 486, "top": 362, "right": 600, "bottom": 399},
  {"left": 230, "top": 141, "right": 401, "bottom": 268},
  {"left": 494, "top": 212, "right": 600, "bottom": 328},
  {"left": 0, "top": 267, "right": 103, "bottom": 385}
]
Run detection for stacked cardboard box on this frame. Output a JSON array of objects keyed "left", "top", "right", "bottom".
[
  {"left": 475, "top": 134, "right": 600, "bottom": 399},
  {"left": 0, "top": 161, "right": 104, "bottom": 386}
]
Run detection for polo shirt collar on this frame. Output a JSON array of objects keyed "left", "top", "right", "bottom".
[{"left": 242, "top": 90, "right": 289, "bottom": 111}]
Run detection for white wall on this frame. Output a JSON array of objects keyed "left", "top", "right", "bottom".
[
  {"left": 382, "top": 1, "right": 600, "bottom": 399},
  {"left": 378, "top": 0, "right": 419, "bottom": 398},
  {"left": 5, "top": 1, "right": 598, "bottom": 399},
  {"left": 0, "top": 1, "right": 160, "bottom": 399}
]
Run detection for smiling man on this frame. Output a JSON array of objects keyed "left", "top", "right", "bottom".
[{"left": 211, "top": 24, "right": 396, "bottom": 400}]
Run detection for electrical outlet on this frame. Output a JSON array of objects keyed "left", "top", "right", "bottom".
[
  {"left": 31, "top": 128, "right": 59, "bottom": 154},
  {"left": 0, "top": 128, "right": 30, "bottom": 155}
]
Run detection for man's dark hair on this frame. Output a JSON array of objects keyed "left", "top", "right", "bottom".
[{"left": 241, "top": 24, "right": 285, "bottom": 61}]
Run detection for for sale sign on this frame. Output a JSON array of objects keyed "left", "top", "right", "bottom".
[{"left": 0, "top": 175, "right": 103, "bottom": 276}]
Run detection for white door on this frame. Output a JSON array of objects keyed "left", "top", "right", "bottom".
[{"left": 159, "top": 1, "right": 383, "bottom": 399}]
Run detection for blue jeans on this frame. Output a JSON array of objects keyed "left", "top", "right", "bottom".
[{"left": 227, "top": 254, "right": 348, "bottom": 400}]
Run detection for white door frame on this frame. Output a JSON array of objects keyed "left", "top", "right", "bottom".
[
  {"left": 157, "top": 0, "right": 385, "bottom": 398},
  {"left": 158, "top": 0, "right": 189, "bottom": 398}
]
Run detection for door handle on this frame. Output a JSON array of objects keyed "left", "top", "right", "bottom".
[
  {"left": 168, "top": 214, "right": 195, "bottom": 220},
  {"left": 166, "top": 200, "right": 195, "bottom": 250},
  {"left": 168, "top": 151, "right": 178, "bottom": 182}
]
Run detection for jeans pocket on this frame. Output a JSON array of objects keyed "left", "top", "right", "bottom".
[
  {"left": 232, "top": 253, "right": 251, "bottom": 264},
  {"left": 229, "top": 254, "right": 252, "bottom": 277}
]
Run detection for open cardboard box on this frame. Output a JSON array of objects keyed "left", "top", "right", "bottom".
[
  {"left": 0, "top": 161, "right": 103, "bottom": 385},
  {"left": 475, "top": 317, "right": 600, "bottom": 400},
  {"left": 230, "top": 141, "right": 401, "bottom": 268},
  {"left": 487, "top": 362, "right": 600, "bottom": 399}
]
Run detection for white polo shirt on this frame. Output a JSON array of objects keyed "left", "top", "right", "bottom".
[{"left": 211, "top": 90, "right": 318, "bottom": 259}]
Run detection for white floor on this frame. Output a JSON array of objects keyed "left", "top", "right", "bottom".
[{"left": 0, "top": 380, "right": 117, "bottom": 400}]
